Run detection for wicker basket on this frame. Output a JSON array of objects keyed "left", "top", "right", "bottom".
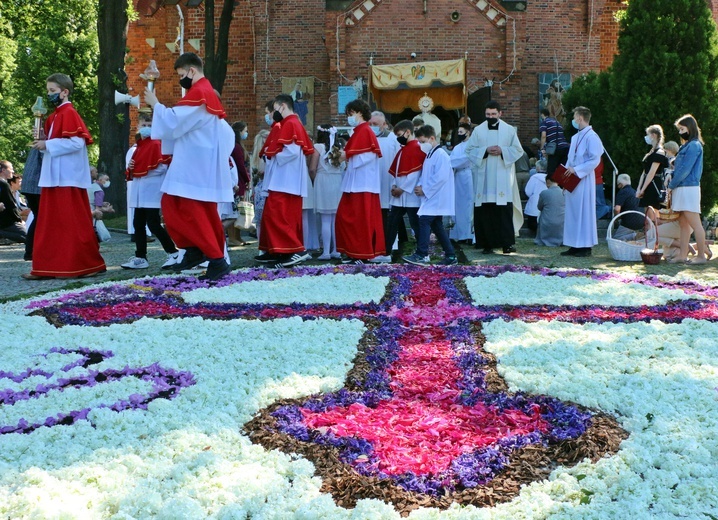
[
  {"left": 607, "top": 210, "right": 658, "bottom": 262},
  {"left": 659, "top": 192, "right": 680, "bottom": 221}
]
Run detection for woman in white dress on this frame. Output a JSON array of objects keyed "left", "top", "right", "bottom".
[{"left": 313, "top": 124, "right": 345, "bottom": 260}]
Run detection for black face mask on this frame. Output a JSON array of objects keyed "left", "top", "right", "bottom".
[
  {"left": 679, "top": 131, "right": 690, "bottom": 140},
  {"left": 273, "top": 110, "right": 284, "bottom": 123},
  {"left": 456, "top": 133, "right": 467, "bottom": 142},
  {"left": 396, "top": 135, "right": 408, "bottom": 146},
  {"left": 179, "top": 75, "right": 193, "bottom": 90},
  {"left": 486, "top": 117, "right": 498, "bottom": 126}
]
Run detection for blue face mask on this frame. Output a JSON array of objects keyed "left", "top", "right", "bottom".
[
  {"left": 572, "top": 120, "right": 580, "bottom": 130},
  {"left": 264, "top": 113, "right": 272, "bottom": 126},
  {"left": 139, "top": 127, "right": 152, "bottom": 139},
  {"left": 370, "top": 125, "right": 382, "bottom": 136},
  {"left": 347, "top": 115, "right": 358, "bottom": 127},
  {"left": 241, "top": 131, "right": 249, "bottom": 140},
  {"left": 48, "top": 92, "right": 62, "bottom": 107}
]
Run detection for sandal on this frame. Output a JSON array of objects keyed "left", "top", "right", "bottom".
[
  {"left": 706, "top": 245, "right": 713, "bottom": 261},
  {"left": 666, "top": 257, "right": 687, "bottom": 264},
  {"left": 685, "top": 257, "right": 707, "bottom": 265}
]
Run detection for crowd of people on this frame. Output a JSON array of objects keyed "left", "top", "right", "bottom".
[{"left": 3, "top": 53, "right": 713, "bottom": 282}]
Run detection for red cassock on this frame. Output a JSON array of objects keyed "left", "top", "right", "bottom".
[
  {"left": 161, "top": 195, "right": 225, "bottom": 259},
  {"left": 126, "top": 138, "right": 171, "bottom": 180},
  {"left": 389, "top": 139, "right": 425, "bottom": 178},
  {"left": 259, "top": 114, "right": 314, "bottom": 254},
  {"left": 336, "top": 122, "right": 386, "bottom": 259},
  {"left": 31, "top": 104, "right": 106, "bottom": 278}
]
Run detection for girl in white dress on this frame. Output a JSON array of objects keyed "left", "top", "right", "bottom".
[{"left": 313, "top": 125, "right": 345, "bottom": 260}]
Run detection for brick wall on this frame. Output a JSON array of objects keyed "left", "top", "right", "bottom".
[{"left": 127, "top": 0, "right": 624, "bottom": 146}]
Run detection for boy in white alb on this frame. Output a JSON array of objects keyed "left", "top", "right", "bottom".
[
  {"left": 403, "top": 125, "right": 457, "bottom": 266},
  {"left": 144, "top": 52, "right": 235, "bottom": 281}
]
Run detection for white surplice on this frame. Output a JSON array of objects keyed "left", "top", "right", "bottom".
[
  {"left": 417, "top": 146, "right": 454, "bottom": 217},
  {"left": 377, "top": 133, "right": 401, "bottom": 209},
  {"left": 449, "top": 140, "right": 474, "bottom": 240},
  {"left": 563, "top": 125, "right": 603, "bottom": 248},
  {"left": 151, "top": 103, "right": 234, "bottom": 203},
  {"left": 465, "top": 120, "right": 524, "bottom": 234}
]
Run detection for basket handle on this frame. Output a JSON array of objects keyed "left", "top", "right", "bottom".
[{"left": 606, "top": 210, "right": 656, "bottom": 242}]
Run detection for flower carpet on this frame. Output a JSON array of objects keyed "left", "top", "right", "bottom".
[{"left": 1, "top": 264, "right": 717, "bottom": 519}]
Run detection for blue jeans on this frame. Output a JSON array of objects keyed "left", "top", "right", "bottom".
[
  {"left": 596, "top": 183, "right": 611, "bottom": 220},
  {"left": 416, "top": 215, "right": 455, "bottom": 257}
]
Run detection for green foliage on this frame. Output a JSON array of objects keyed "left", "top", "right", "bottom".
[
  {"left": 561, "top": 0, "right": 718, "bottom": 209},
  {"left": 0, "top": 0, "right": 98, "bottom": 171}
]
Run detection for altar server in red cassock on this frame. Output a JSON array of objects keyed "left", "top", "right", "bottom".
[
  {"left": 23, "top": 73, "right": 106, "bottom": 280},
  {"left": 385, "top": 119, "right": 426, "bottom": 256},
  {"left": 255, "top": 94, "right": 314, "bottom": 267},
  {"left": 335, "top": 99, "right": 386, "bottom": 263},
  {"left": 121, "top": 109, "right": 179, "bottom": 271},
  {"left": 144, "top": 53, "right": 235, "bottom": 281}
]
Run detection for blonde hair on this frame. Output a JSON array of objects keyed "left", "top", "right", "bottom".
[
  {"left": 643, "top": 124, "right": 665, "bottom": 161},
  {"left": 664, "top": 141, "right": 679, "bottom": 155}
]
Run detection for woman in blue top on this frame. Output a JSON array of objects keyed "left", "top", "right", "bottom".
[{"left": 667, "top": 114, "right": 709, "bottom": 264}]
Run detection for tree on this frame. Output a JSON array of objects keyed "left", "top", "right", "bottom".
[
  {"left": 97, "top": 0, "right": 130, "bottom": 212},
  {"left": 562, "top": 0, "right": 718, "bottom": 209},
  {"left": 0, "top": 0, "right": 98, "bottom": 169},
  {"left": 203, "top": 0, "right": 237, "bottom": 94}
]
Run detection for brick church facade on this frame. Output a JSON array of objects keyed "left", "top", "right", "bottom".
[{"left": 127, "top": 0, "right": 625, "bottom": 144}]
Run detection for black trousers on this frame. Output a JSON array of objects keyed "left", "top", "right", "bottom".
[
  {"left": 133, "top": 208, "right": 178, "bottom": 259},
  {"left": 23, "top": 193, "right": 40, "bottom": 257},
  {"left": 386, "top": 205, "right": 418, "bottom": 253},
  {"left": 474, "top": 203, "right": 515, "bottom": 249},
  {"left": 546, "top": 147, "right": 569, "bottom": 178}
]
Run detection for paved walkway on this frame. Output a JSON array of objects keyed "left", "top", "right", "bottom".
[{"left": 1, "top": 229, "right": 715, "bottom": 302}]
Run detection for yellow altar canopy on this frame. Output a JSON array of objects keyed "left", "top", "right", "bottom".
[{"left": 370, "top": 58, "right": 466, "bottom": 113}]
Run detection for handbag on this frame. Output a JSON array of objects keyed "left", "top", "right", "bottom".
[
  {"left": 553, "top": 163, "right": 581, "bottom": 193},
  {"left": 94, "top": 219, "right": 111, "bottom": 242},
  {"left": 544, "top": 141, "right": 557, "bottom": 156},
  {"left": 234, "top": 200, "right": 255, "bottom": 231}
]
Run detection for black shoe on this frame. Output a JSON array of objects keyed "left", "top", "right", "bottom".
[
  {"left": 573, "top": 248, "right": 592, "bottom": 257},
  {"left": 23, "top": 254, "right": 32, "bottom": 261},
  {"left": 502, "top": 245, "right": 517, "bottom": 254},
  {"left": 481, "top": 248, "right": 494, "bottom": 254},
  {"left": 172, "top": 247, "right": 205, "bottom": 272},
  {"left": 560, "top": 248, "right": 577, "bottom": 256},
  {"left": 198, "top": 258, "right": 232, "bottom": 281}
]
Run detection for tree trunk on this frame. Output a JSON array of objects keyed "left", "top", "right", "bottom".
[
  {"left": 214, "top": 0, "right": 235, "bottom": 93},
  {"left": 97, "top": 0, "right": 130, "bottom": 215},
  {"left": 203, "top": 0, "right": 235, "bottom": 94},
  {"left": 204, "top": 0, "right": 216, "bottom": 85}
]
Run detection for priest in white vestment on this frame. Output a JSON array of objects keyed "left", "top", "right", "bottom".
[
  {"left": 561, "top": 106, "right": 603, "bottom": 257},
  {"left": 465, "top": 101, "right": 524, "bottom": 254}
]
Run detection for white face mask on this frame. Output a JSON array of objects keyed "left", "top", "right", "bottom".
[
  {"left": 347, "top": 115, "right": 358, "bottom": 127},
  {"left": 102, "top": 181, "right": 111, "bottom": 189},
  {"left": 419, "top": 142, "right": 433, "bottom": 154},
  {"left": 644, "top": 135, "right": 653, "bottom": 145}
]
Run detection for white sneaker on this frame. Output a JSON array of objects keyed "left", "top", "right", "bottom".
[
  {"left": 368, "top": 255, "right": 392, "bottom": 263},
  {"left": 161, "top": 252, "right": 181, "bottom": 270},
  {"left": 317, "top": 253, "right": 332, "bottom": 261},
  {"left": 121, "top": 257, "right": 149, "bottom": 270},
  {"left": 330, "top": 252, "right": 342, "bottom": 259}
]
